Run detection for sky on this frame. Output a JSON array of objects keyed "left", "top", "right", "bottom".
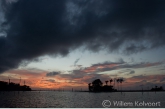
[{"left": 0, "top": 0, "right": 165, "bottom": 90}]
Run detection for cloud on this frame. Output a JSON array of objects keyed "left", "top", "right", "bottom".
[
  {"left": 74, "top": 58, "right": 80, "bottom": 66},
  {"left": 46, "top": 71, "right": 61, "bottom": 77},
  {"left": 129, "top": 70, "right": 135, "bottom": 74},
  {"left": 159, "top": 68, "right": 165, "bottom": 71},
  {"left": 118, "top": 69, "right": 132, "bottom": 74},
  {"left": 128, "top": 74, "right": 165, "bottom": 83},
  {"left": 41, "top": 79, "right": 56, "bottom": 83},
  {"left": 45, "top": 60, "right": 163, "bottom": 84},
  {"left": 82, "top": 61, "right": 125, "bottom": 73},
  {"left": 81, "top": 61, "right": 163, "bottom": 74},
  {"left": 0, "top": 0, "right": 165, "bottom": 73},
  {"left": 53, "top": 60, "right": 163, "bottom": 84},
  {"left": 120, "top": 62, "right": 163, "bottom": 69}
]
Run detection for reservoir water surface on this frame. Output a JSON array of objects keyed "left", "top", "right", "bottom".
[{"left": 0, "top": 91, "right": 165, "bottom": 108}]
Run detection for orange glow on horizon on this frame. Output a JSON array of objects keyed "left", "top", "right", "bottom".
[{"left": 0, "top": 69, "right": 165, "bottom": 90}]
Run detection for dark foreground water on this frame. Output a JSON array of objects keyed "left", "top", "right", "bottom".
[{"left": 0, "top": 91, "right": 165, "bottom": 108}]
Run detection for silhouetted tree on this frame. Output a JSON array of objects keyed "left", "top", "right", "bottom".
[
  {"left": 0, "top": 81, "right": 31, "bottom": 91},
  {"left": 105, "top": 81, "right": 109, "bottom": 86},
  {"left": 92, "top": 79, "right": 103, "bottom": 86},
  {"left": 160, "top": 86, "right": 163, "bottom": 90},
  {"left": 19, "top": 77, "right": 21, "bottom": 85},
  {"left": 119, "top": 78, "right": 124, "bottom": 91},
  {"left": 88, "top": 79, "right": 117, "bottom": 92},
  {"left": 92, "top": 79, "right": 103, "bottom": 92},
  {"left": 8, "top": 77, "right": 10, "bottom": 84},
  {"left": 110, "top": 79, "right": 113, "bottom": 86},
  {"left": 116, "top": 78, "right": 120, "bottom": 90},
  {"left": 24, "top": 80, "right": 25, "bottom": 86},
  {"left": 113, "top": 78, "right": 116, "bottom": 89},
  {"left": 151, "top": 85, "right": 163, "bottom": 91},
  {"left": 88, "top": 83, "right": 92, "bottom": 91}
]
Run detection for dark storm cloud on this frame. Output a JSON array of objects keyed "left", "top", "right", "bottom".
[{"left": 1, "top": 0, "right": 165, "bottom": 73}]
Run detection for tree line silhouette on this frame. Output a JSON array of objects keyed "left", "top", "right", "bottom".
[
  {"left": 88, "top": 78, "right": 124, "bottom": 92},
  {"left": 0, "top": 80, "right": 31, "bottom": 91},
  {"left": 151, "top": 86, "right": 163, "bottom": 91},
  {"left": 88, "top": 78, "right": 164, "bottom": 92}
]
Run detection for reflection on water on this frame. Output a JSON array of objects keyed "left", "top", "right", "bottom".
[{"left": 0, "top": 91, "right": 165, "bottom": 108}]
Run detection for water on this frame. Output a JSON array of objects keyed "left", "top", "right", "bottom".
[{"left": 0, "top": 91, "right": 165, "bottom": 108}]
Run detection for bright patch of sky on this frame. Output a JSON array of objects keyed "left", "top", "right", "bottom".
[{"left": 19, "top": 47, "right": 165, "bottom": 76}]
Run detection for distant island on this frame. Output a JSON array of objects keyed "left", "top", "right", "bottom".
[
  {"left": 88, "top": 79, "right": 117, "bottom": 92},
  {"left": 88, "top": 79, "right": 164, "bottom": 92},
  {"left": 151, "top": 86, "right": 164, "bottom": 91},
  {"left": 0, "top": 81, "right": 31, "bottom": 91}
]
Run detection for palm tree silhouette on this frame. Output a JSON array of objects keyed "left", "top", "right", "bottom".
[
  {"left": 113, "top": 78, "right": 116, "bottom": 89},
  {"left": 19, "top": 77, "right": 21, "bottom": 85},
  {"left": 116, "top": 78, "right": 120, "bottom": 90},
  {"left": 155, "top": 85, "right": 158, "bottom": 88},
  {"left": 119, "top": 78, "right": 124, "bottom": 91},
  {"left": 110, "top": 79, "right": 113, "bottom": 86},
  {"left": 24, "top": 80, "right": 25, "bottom": 86},
  {"left": 8, "top": 76, "right": 11, "bottom": 84},
  {"left": 105, "top": 81, "right": 109, "bottom": 86}
]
